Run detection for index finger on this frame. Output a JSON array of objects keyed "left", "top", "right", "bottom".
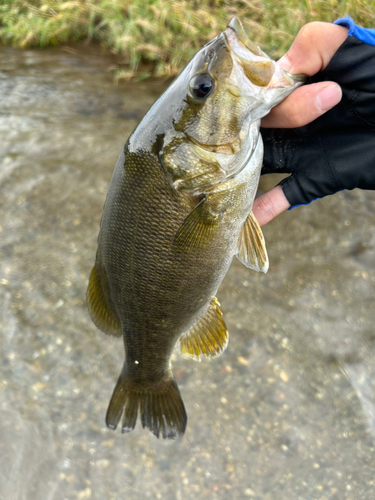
[
  {"left": 261, "top": 22, "right": 348, "bottom": 129},
  {"left": 277, "top": 22, "right": 349, "bottom": 75}
]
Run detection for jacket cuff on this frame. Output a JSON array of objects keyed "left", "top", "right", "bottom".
[{"left": 334, "top": 17, "right": 375, "bottom": 46}]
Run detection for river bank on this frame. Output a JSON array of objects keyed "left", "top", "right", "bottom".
[{"left": 1, "top": 1, "right": 374, "bottom": 78}]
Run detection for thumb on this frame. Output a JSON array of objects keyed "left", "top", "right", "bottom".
[{"left": 261, "top": 81, "right": 342, "bottom": 129}]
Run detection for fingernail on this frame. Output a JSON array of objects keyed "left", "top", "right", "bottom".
[
  {"left": 277, "top": 55, "right": 293, "bottom": 72},
  {"left": 316, "top": 84, "right": 342, "bottom": 112}
]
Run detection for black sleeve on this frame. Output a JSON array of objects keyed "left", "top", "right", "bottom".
[{"left": 260, "top": 35, "right": 375, "bottom": 207}]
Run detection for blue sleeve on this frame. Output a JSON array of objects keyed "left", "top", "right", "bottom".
[{"left": 334, "top": 17, "right": 375, "bottom": 46}]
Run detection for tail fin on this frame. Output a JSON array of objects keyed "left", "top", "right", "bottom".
[{"left": 106, "top": 370, "right": 187, "bottom": 439}]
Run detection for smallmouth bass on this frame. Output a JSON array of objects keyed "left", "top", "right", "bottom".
[{"left": 87, "top": 17, "right": 304, "bottom": 439}]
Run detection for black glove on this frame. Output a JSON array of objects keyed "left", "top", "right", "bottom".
[{"left": 261, "top": 35, "right": 375, "bottom": 207}]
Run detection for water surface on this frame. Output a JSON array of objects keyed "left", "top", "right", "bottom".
[{"left": 1, "top": 45, "right": 374, "bottom": 500}]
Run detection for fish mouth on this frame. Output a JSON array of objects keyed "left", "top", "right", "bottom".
[
  {"left": 225, "top": 17, "right": 306, "bottom": 88},
  {"left": 224, "top": 18, "right": 276, "bottom": 88},
  {"left": 226, "top": 17, "right": 264, "bottom": 57}
]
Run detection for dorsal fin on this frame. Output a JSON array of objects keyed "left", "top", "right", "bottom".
[
  {"left": 179, "top": 297, "right": 228, "bottom": 362},
  {"left": 86, "top": 263, "right": 121, "bottom": 336},
  {"left": 236, "top": 211, "right": 269, "bottom": 273}
]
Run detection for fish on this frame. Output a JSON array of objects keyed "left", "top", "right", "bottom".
[{"left": 87, "top": 17, "right": 305, "bottom": 439}]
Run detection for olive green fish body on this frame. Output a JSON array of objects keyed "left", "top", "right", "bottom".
[
  {"left": 97, "top": 145, "right": 254, "bottom": 370},
  {"left": 87, "top": 17, "right": 305, "bottom": 438}
]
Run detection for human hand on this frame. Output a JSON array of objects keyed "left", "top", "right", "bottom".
[{"left": 254, "top": 22, "right": 348, "bottom": 226}]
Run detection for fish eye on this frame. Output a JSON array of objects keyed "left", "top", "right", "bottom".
[{"left": 190, "top": 74, "right": 215, "bottom": 100}]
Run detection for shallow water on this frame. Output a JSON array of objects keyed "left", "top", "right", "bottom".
[{"left": 1, "top": 45, "right": 374, "bottom": 500}]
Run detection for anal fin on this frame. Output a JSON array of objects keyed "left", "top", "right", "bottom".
[
  {"left": 179, "top": 297, "right": 228, "bottom": 362},
  {"left": 237, "top": 211, "right": 269, "bottom": 273},
  {"left": 86, "top": 263, "right": 121, "bottom": 336}
]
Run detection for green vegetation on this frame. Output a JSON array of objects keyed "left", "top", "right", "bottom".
[{"left": 1, "top": 1, "right": 374, "bottom": 78}]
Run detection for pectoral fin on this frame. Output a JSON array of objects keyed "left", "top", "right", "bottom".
[
  {"left": 173, "top": 197, "right": 224, "bottom": 252},
  {"left": 179, "top": 297, "right": 228, "bottom": 361},
  {"left": 236, "top": 211, "right": 269, "bottom": 273},
  {"left": 87, "top": 263, "right": 121, "bottom": 336}
]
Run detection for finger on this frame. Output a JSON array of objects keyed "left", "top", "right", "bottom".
[
  {"left": 277, "top": 22, "right": 349, "bottom": 75},
  {"left": 253, "top": 185, "right": 290, "bottom": 227},
  {"left": 261, "top": 81, "right": 342, "bottom": 128}
]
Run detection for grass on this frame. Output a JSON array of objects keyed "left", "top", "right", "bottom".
[{"left": 1, "top": 0, "right": 374, "bottom": 78}]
